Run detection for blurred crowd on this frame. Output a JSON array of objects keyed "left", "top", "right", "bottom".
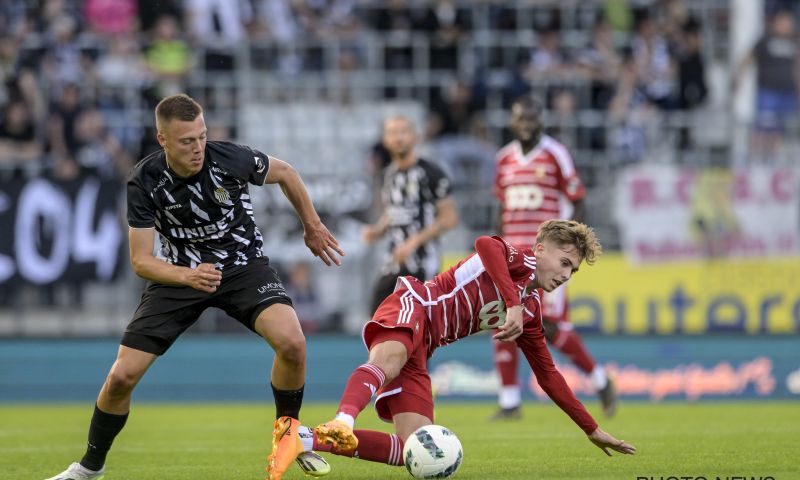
[{"left": 2, "top": 0, "right": 798, "bottom": 181}]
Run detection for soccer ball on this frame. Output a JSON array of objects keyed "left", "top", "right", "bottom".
[{"left": 403, "top": 424, "right": 463, "bottom": 479}]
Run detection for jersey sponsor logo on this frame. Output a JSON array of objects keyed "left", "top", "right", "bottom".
[
  {"left": 165, "top": 203, "right": 182, "bottom": 210},
  {"left": 213, "top": 187, "right": 230, "bottom": 203},
  {"left": 504, "top": 185, "right": 544, "bottom": 210},
  {"left": 478, "top": 300, "right": 507, "bottom": 330},
  {"left": 257, "top": 282, "right": 285, "bottom": 294},
  {"left": 169, "top": 218, "right": 230, "bottom": 240},
  {"left": 255, "top": 156, "right": 266, "bottom": 174}
]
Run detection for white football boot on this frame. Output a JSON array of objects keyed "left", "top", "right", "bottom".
[{"left": 44, "top": 462, "right": 104, "bottom": 480}]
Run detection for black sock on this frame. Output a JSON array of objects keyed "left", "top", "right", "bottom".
[
  {"left": 80, "top": 404, "right": 129, "bottom": 471},
  {"left": 272, "top": 383, "right": 304, "bottom": 419}
]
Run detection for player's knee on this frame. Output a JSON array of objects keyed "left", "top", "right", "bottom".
[
  {"left": 105, "top": 368, "right": 140, "bottom": 397},
  {"left": 274, "top": 334, "right": 306, "bottom": 366}
]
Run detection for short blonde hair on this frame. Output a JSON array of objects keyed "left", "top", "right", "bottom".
[{"left": 537, "top": 220, "right": 602, "bottom": 265}]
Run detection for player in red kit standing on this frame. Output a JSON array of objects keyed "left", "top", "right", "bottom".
[
  {"left": 301, "top": 220, "right": 634, "bottom": 468},
  {"left": 491, "top": 96, "right": 617, "bottom": 420}
]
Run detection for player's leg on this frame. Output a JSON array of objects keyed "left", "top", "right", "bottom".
[
  {"left": 315, "top": 333, "right": 410, "bottom": 451},
  {"left": 316, "top": 290, "right": 422, "bottom": 451},
  {"left": 542, "top": 287, "right": 617, "bottom": 416},
  {"left": 46, "top": 283, "right": 205, "bottom": 480},
  {"left": 44, "top": 346, "right": 157, "bottom": 480},
  {"left": 253, "top": 303, "right": 309, "bottom": 479},
  {"left": 490, "top": 339, "right": 522, "bottom": 420}
]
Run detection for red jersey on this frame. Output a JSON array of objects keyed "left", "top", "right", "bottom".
[
  {"left": 393, "top": 235, "right": 598, "bottom": 434},
  {"left": 494, "top": 136, "right": 585, "bottom": 247},
  {"left": 395, "top": 236, "right": 538, "bottom": 352}
]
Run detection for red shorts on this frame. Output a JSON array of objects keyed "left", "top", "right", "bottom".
[
  {"left": 363, "top": 288, "right": 434, "bottom": 424},
  {"left": 542, "top": 284, "right": 569, "bottom": 323}
]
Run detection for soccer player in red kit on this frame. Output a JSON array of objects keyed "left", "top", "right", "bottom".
[
  {"left": 301, "top": 220, "right": 634, "bottom": 469},
  {"left": 492, "top": 96, "right": 616, "bottom": 420}
]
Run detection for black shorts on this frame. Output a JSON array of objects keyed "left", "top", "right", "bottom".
[{"left": 121, "top": 258, "right": 293, "bottom": 355}]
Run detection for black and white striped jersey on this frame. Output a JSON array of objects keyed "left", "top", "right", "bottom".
[
  {"left": 127, "top": 141, "right": 270, "bottom": 270},
  {"left": 380, "top": 158, "right": 452, "bottom": 277}
]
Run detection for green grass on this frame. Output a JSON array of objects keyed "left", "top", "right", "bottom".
[{"left": 2, "top": 402, "right": 797, "bottom": 479}]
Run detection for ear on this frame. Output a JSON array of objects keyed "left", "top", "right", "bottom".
[
  {"left": 534, "top": 242, "right": 545, "bottom": 255},
  {"left": 156, "top": 131, "right": 166, "bottom": 148}
]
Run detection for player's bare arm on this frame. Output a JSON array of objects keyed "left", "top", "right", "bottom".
[
  {"left": 128, "top": 227, "right": 221, "bottom": 293},
  {"left": 393, "top": 196, "right": 459, "bottom": 264},
  {"left": 264, "top": 156, "right": 345, "bottom": 266},
  {"left": 588, "top": 427, "right": 636, "bottom": 456}
]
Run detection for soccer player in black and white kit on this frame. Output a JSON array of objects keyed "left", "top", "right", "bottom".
[
  {"left": 45, "top": 94, "right": 343, "bottom": 480},
  {"left": 362, "top": 116, "right": 459, "bottom": 314}
]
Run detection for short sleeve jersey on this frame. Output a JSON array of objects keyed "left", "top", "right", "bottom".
[
  {"left": 381, "top": 158, "right": 452, "bottom": 277},
  {"left": 127, "top": 141, "right": 270, "bottom": 270},
  {"left": 494, "top": 135, "right": 585, "bottom": 247},
  {"left": 396, "top": 236, "right": 541, "bottom": 355}
]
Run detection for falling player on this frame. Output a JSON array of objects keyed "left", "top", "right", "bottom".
[{"left": 491, "top": 96, "right": 616, "bottom": 420}]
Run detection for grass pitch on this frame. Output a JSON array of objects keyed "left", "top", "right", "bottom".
[{"left": 2, "top": 402, "right": 797, "bottom": 479}]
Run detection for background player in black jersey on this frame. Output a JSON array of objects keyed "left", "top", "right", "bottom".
[
  {"left": 361, "top": 115, "right": 459, "bottom": 315},
  {"left": 45, "top": 94, "right": 343, "bottom": 480}
]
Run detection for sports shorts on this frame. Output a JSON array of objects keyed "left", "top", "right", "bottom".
[
  {"left": 363, "top": 288, "right": 435, "bottom": 423},
  {"left": 121, "top": 257, "right": 293, "bottom": 355}
]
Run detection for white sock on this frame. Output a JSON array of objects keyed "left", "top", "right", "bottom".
[
  {"left": 334, "top": 412, "right": 355, "bottom": 428},
  {"left": 498, "top": 385, "right": 521, "bottom": 409},
  {"left": 298, "top": 425, "right": 314, "bottom": 452},
  {"left": 591, "top": 365, "right": 608, "bottom": 390}
]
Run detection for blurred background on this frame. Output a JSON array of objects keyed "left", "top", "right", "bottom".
[{"left": 0, "top": 0, "right": 798, "bottom": 403}]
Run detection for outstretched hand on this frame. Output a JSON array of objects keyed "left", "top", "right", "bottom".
[
  {"left": 304, "top": 222, "right": 345, "bottom": 266},
  {"left": 493, "top": 305, "right": 523, "bottom": 342},
  {"left": 588, "top": 427, "right": 636, "bottom": 456}
]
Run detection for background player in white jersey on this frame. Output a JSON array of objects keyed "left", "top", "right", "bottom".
[
  {"left": 45, "top": 94, "right": 343, "bottom": 480},
  {"left": 301, "top": 220, "right": 634, "bottom": 468},
  {"left": 491, "top": 96, "right": 616, "bottom": 420},
  {"left": 362, "top": 115, "right": 459, "bottom": 314}
]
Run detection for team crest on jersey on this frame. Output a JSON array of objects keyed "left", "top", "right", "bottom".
[
  {"left": 213, "top": 187, "right": 230, "bottom": 203},
  {"left": 534, "top": 165, "right": 546, "bottom": 179}
]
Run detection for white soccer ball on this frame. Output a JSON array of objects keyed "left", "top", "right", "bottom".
[{"left": 403, "top": 424, "right": 463, "bottom": 479}]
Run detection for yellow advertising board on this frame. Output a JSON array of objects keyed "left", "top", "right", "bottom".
[{"left": 443, "top": 253, "right": 800, "bottom": 334}]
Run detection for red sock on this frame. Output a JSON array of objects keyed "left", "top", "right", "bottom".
[
  {"left": 493, "top": 339, "right": 519, "bottom": 386},
  {"left": 550, "top": 328, "right": 595, "bottom": 374},
  {"left": 314, "top": 429, "right": 404, "bottom": 466},
  {"left": 337, "top": 364, "right": 386, "bottom": 419}
]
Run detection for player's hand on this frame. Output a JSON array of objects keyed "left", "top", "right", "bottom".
[
  {"left": 305, "top": 222, "right": 344, "bottom": 266},
  {"left": 361, "top": 225, "right": 382, "bottom": 245},
  {"left": 392, "top": 240, "right": 416, "bottom": 265},
  {"left": 494, "top": 305, "right": 523, "bottom": 342},
  {"left": 186, "top": 263, "right": 222, "bottom": 293},
  {"left": 588, "top": 427, "right": 636, "bottom": 456}
]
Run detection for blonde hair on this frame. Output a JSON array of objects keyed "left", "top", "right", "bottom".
[{"left": 536, "top": 220, "right": 602, "bottom": 265}]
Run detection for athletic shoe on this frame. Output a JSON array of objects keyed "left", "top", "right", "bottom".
[
  {"left": 44, "top": 462, "right": 105, "bottom": 480},
  {"left": 295, "top": 451, "right": 331, "bottom": 477},
  {"left": 314, "top": 419, "right": 358, "bottom": 452},
  {"left": 267, "top": 416, "right": 304, "bottom": 480},
  {"left": 598, "top": 378, "right": 618, "bottom": 417},
  {"left": 489, "top": 406, "right": 522, "bottom": 421}
]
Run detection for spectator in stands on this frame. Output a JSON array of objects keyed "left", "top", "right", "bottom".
[
  {"left": 84, "top": 0, "right": 138, "bottom": 38},
  {"left": 732, "top": 8, "right": 800, "bottom": 163},
  {"left": 47, "top": 83, "right": 83, "bottom": 179},
  {"left": 72, "top": 108, "right": 134, "bottom": 179},
  {"left": 608, "top": 51, "right": 655, "bottom": 163},
  {"left": 285, "top": 261, "right": 332, "bottom": 333},
  {"left": 185, "top": 0, "right": 252, "bottom": 71},
  {"left": 144, "top": 15, "right": 193, "bottom": 98},
  {"left": 0, "top": 99, "right": 42, "bottom": 170},
  {"left": 41, "top": 15, "right": 89, "bottom": 92},
  {"left": 420, "top": 0, "right": 471, "bottom": 71},
  {"left": 527, "top": 27, "right": 571, "bottom": 85},
  {"left": 632, "top": 14, "right": 675, "bottom": 109},
  {"left": 675, "top": 18, "right": 708, "bottom": 151},
  {"left": 576, "top": 20, "right": 621, "bottom": 150}
]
